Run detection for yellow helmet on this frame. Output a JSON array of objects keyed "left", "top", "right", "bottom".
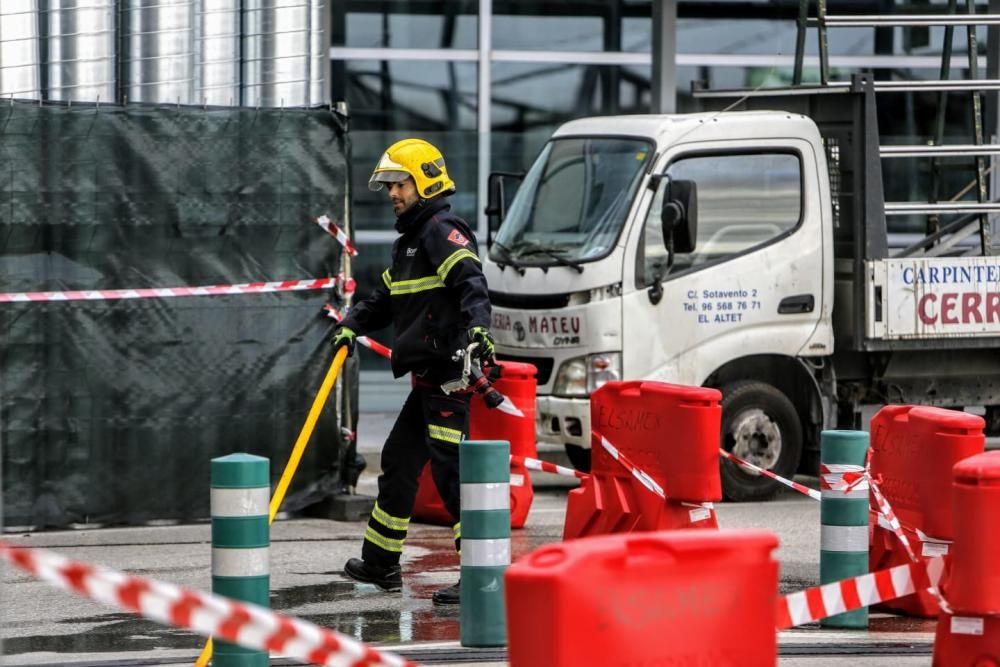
[{"left": 368, "top": 138, "right": 456, "bottom": 198}]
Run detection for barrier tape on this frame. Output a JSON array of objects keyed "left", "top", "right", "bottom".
[
  {"left": 323, "top": 306, "right": 524, "bottom": 422},
  {"left": 875, "top": 514, "right": 952, "bottom": 557},
  {"left": 856, "top": 448, "right": 919, "bottom": 567},
  {"left": 721, "top": 445, "right": 919, "bottom": 568},
  {"left": 914, "top": 526, "right": 952, "bottom": 558},
  {"left": 720, "top": 449, "right": 822, "bottom": 501},
  {"left": 722, "top": 444, "right": 934, "bottom": 599},
  {"left": 511, "top": 454, "right": 589, "bottom": 481},
  {"left": 334, "top": 273, "right": 357, "bottom": 299},
  {"left": 819, "top": 463, "right": 869, "bottom": 494},
  {"left": 867, "top": 474, "right": 951, "bottom": 611},
  {"left": 869, "top": 476, "right": 918, "bottom": 563},
  {"left": 599, "top": 435, "right": 665, "bottom": 498},
  {"left": 777, "top": 556, "right": 944, "bottom": 629},
  {"left": 0, "top": 540, "right": 415, "bottom": 667},
  {"left": 599, "top": 436, "right": 715, "bottom": 523},
  {"left": 323, "top": 305, "right": 393, "bottom": 359},
  {"left": 315, "top": 215, "right": 358, "bottom": 257},
  {"left": 0, "top": 278, "right": 339, "bottom": 304}
]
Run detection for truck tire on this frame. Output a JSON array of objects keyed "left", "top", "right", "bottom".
[
  {"left": 719, "top": 381, "right": 803, "bottom": 502},
  {"left": 985, "top": 406, "right": 1000, "bottom": 437},
  {"left": 564, "top": 443, "right": 592, "bottom": 473}
]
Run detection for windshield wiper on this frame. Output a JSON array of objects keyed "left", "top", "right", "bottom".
[
  {"left": 517, "top": 246, "right": 584, "bottom": 273},
  {"left": 490, "top": 241, "right": 526, "bottom": 275}
]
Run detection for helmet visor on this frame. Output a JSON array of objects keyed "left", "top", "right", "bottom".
[{"left": 368, "top": 169, "right": 411, "bottom": 192}]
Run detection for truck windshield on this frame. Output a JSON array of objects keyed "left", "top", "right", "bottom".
[{"left": 491, "top": 136, "right": 652, "bottom": 266}]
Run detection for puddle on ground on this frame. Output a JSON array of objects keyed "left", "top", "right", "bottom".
[
  {"left": 299, "top": 607, "right": 459, "bottom": 644},
  {"left": 4, "top": 539, "right": 467, "bottom": 655},
  {"left": 2, "top": 617, "right": 203, "bottom": 654}
]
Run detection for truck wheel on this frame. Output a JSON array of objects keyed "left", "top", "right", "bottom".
[
  {"left": 719, "top": 381, "right": 802, "bottom": 502},
  {"left": 985, "top": 406, "right": 1000, "bottom": 437},
  {"left": 564, "top": 443, "right": 592, "bottom": 473}
]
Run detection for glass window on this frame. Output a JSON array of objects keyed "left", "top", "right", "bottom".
[
  {"left": 336, "top": 60, "right": 477, "bottom": 131},
  {"left": 638, "top": 152, "right": 801, "bottom": 285},
  {"left": 333, "top": 1, "right": 478, "bottom": 49},
  {"left": 492, "top": 136, "right": 651, "bottom": 266},
  {"left": 492, "top": 3, "right": 651, "bottom": 52},
  {"left": 337, "top": 59, "right": 479, "bottom": 234},
  {"left": 492, "top": 63, "right": 651, "bottom": 133}
]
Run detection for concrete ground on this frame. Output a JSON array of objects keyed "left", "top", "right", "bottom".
[
  {"left": 1, "top": 471, "right": 941, "bottom": 666},
  {"left": 3, "top": 406, "right": 989, "bottom": 666}
]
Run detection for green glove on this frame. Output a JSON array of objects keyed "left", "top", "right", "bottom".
[
  {"left": 331, "top": 326, "right": 357, "bottom": 356},
  {"left": 468, "top": 325, "right": 496, "bottom": 360}
]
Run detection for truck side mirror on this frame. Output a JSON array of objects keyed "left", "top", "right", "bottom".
[
  {"left": 484, "top": 171, "right": 524, "bottom": 247},
  {"left": 661, "top": 179, "right": 698, "bottom": 254}
]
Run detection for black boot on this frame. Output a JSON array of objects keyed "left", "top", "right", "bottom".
[
  {"left": 432, "top": 580, "right": 460, "bottom": 605},
  {"left": 343, "top": 558, "right": 402, "bottom": 592}
]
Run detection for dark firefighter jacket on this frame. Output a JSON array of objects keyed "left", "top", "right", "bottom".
[{"left": 341, "top": 197, "right": 491, "bottom": 380}]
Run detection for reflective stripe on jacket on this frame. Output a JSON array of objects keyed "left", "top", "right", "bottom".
[{"left": 342, "top": 198, "right": 491, "bottom": 378}]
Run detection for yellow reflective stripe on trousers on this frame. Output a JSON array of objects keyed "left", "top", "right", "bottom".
[
  {"left": 428, "top": 424, "right": 463, "bottom": 444},
  {"left": 453, "top": 522, "right": 461, "bottom": 540},
  {"left": 372, "top": 501, "right": 410, "bottom": 531},
  {"left": 381, "top": 269, "right": 392, "bottom": 288},
  {"left": 364, "top": 525, "right": 405, "bottom": 553},
  {"left": 389, "top": 274, "right": 445, "bottom": 295},
  {"left": 437, "top": 249, "right": 480, "bottom": 281}
]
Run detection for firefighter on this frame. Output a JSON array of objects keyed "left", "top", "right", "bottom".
[{"left": 332, "top": 138, "right": 494, "bottom": 605}]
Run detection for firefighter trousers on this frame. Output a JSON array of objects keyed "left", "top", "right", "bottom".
[{"left": 362, "top": 381, "right": 471, "bottom": 568}]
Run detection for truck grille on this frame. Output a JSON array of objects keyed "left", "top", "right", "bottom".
[
  {"left": 489, "top": 290, "right": 570, "bottom": 309},
  {"left": 498, "top": 354, "right": 554, "bottom": 386}
]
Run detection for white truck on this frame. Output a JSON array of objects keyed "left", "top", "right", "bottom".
[{"left": 483, "top": 75, "right": 1000, "bottom": 500}]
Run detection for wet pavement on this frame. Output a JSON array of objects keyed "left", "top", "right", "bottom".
[{"left": 0, "top": 467, "right": 943, "bottom": 666}]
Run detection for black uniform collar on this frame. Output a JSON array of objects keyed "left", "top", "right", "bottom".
[{"left": 394, "top": 197, "right": 450, "bottom": 235}]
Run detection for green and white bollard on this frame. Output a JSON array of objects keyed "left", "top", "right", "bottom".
[
  {"left": 820, "top": 430, "right": 870, "bottom": 629},
  {"left": 211, "top": 453, "right": 270, "bottom": 666},
  {"left": 460, "top": 440, "right": 510, "bottom": 647}
]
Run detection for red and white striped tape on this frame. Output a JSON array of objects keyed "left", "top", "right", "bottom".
[
  {"left": 869, "top": 479, "right": 954, "bottom": 609},
  {"left": 511, "top": 454, "right": 589, "bottom": 481},
  {"left": 869, "top": 476, "right": 918, "bottom": 563},
  {"left": 0, "top": 278, "right": 338, "bottom": 304},
  {"left": 323, "top": 305, "right": 393, "bottom": 359},
  {"left": 600, "top": 435, "right": 665, "bottom": 498},
  {"left": 860, "top": 448, "right": 919, "bottom": 564},
  {"left": 315, "top": 215, "right": 358, "bottom": 257},
  {"left": 0, "top": 540, "right": 415, "bottom": 667},
  {"left": 873, "top": 512, "right": 942, "bottom": 553},
  {"left": 334, "top": 273, "right": 357, "bottom": 298},
  {"left": 720, "top": 449, "right": 822, "bottom": 501},
  {"left": 819, "top": 463, "right": 869, "bottom": 495},
  {"left": 777, "top": 555, "right": 944, "bottom": 629},
  {"left": 599, "top": 436, "right": 715, "bottom": 522}
]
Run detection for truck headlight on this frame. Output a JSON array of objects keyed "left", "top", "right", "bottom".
[{"left": 553, "top": 352, "right": 621, "bottom": 397}]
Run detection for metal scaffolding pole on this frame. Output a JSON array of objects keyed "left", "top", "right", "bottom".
[{"left": 651, "top": 0, "right": 677, "bottom": 113}]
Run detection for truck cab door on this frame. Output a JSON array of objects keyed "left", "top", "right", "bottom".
[{"left": 621, "top": 141, "right": 832, "bottom": 385}]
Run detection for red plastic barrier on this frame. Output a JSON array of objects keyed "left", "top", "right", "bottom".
[
  {"left": 869, "top": 405, "right": 984, "bottom": 617},
  {"left": 932, "top": 451, "right": 1000, "bottom": 666},
  {"left": 412, "top": 361, "right": 538, "bottom": 528},
  {"left": 933, "top": 613, "right": 1000, "bottom": 667},
  {"left": 563, "top": 381, "right": 721, "bottom": 539},
  {"left": 945, "top": 451, "right": 1000, "bottom": 613},
  {"left": 870, "top": 405, "right": 984, "bottom": 539},
  {"left": 506, "top": 530, "right": 779, "bottom": 667},
  {"left": 869, "top": 517, "right": 950, "bottom": 618}
]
